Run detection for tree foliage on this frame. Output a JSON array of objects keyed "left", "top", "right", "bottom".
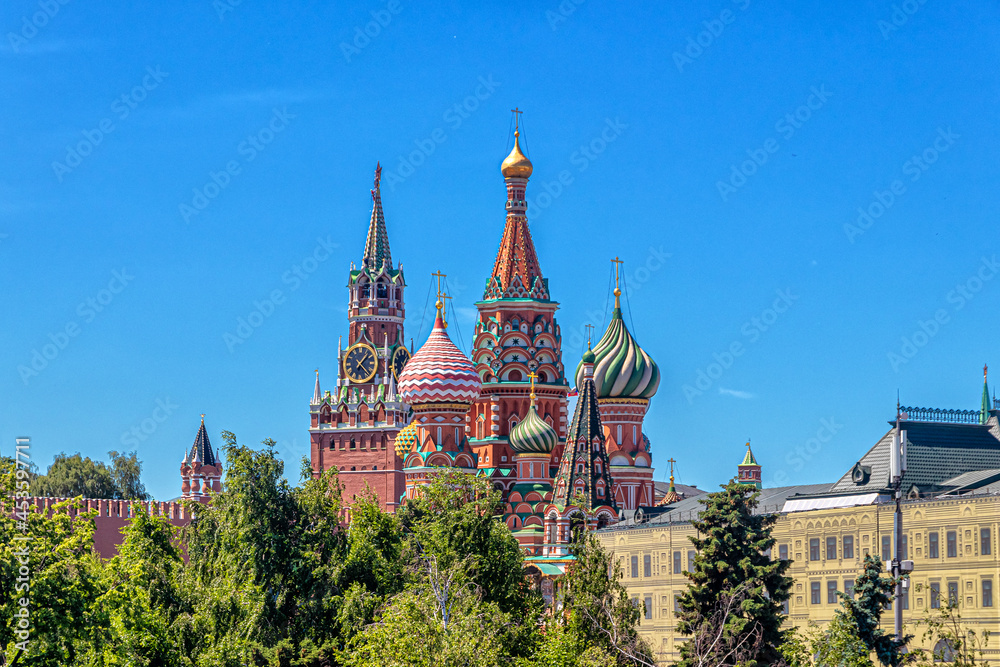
[
  {"left": 834, "top": 554, "right": 910, "bottom": 666},
  {"left": 31, "top": 450, "right": 149, "bottom": 500},
  {"left": 0, "top": 438, "right": 652, "bottom": 666},
  {"left": 675, "top": 480, "right": 792, "bottom": 667}
]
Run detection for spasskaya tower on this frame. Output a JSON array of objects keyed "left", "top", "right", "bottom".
[{"left": 309, "top": 164, "right": 411, "bottom": 512}]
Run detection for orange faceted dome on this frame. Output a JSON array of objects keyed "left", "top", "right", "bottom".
[{"left": 501, "top": 131, "right": 533, "bottom": 178}]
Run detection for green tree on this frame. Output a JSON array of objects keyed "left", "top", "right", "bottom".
[
  {"left": 396, "top": 469, "right": 543, "bottom": 657},
  {"left": 176, "top": 432, "right": 346, "bottom": 665},
  {"left": 675, "top": 480, "right": 792, "bottom": 667},
  {"left": 0, "top": 461, "right": 104, "bottom": 666},
  {"left": 106, "top": 450, "right": 151, "bottom": 500},
  {"left": 32, "top": 452, "right": 118, "bottom": 499},
  {"left": 343, "top": 558, "right": 511, "bottom": 667},
  {"left": 85, "top": 508, "right": 187, "bottom": 666},
  {"left": 547, "top": 531, "right": 652, "bottom": 667},
  {"left": 814, "top": 615, "right": 878, "bottom": 667},
  {"left": 834, "top": 554, "right": 909, "bottom": 666},
  {"left": 917, "top": 599, "right": 990, "bottom": 667}
]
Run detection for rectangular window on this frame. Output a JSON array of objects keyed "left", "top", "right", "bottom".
[
  {"left": 674, "top": 594, "right": 682, "bottom": 615},
  {"left": 828, "top": 580, "right": 838, "bottom": 604},
  {"left": 929, "top": 532, "right": 939, "bottom": 559},
  {"left": 902, "top": 586, "right": 909, "bottom": 610},
  {"left": 948, "top": 582, "right": 958, "bottom": 605},
  {"left": 644, "top": 596, "right": 652, "bottom": 620},
  {"left": 630, "top": 556, "right": 638, "bottom": 578},
  {"left": 901, "top": 534, "right": 908, "bottom": 560},
  {"left": 983, "top": 528, "right": 992, "bottom": 556},
  {"left": 947, "top": 531, "right": 957, "bottom": 558},
  {"left": 779, "top": 544, "right": 789, "bottom": 561},
  {"left": 983, "top": 580, "right": 993, "bottom": 607},
  {"left": 643, "top": 554, "right": 651, "bottom": 578},
  {"left": 844, "top": 579, "right": 855, "bottom": 599},
  {"left": 673, "top": 551, "right": 682, "bottom": 574},
  {"left": 810, "top": 538, "right": 820, "bottom": 561},
  {"left": 811, "top": 582, "right": 821, "bottom": 604},
  {"left": 930, "top": 582, "right": 941, "bottom": 608},
  {"left": 843, "top": 535, "right": 855, "bottom": 560},
  {"left": 882, "top": 535, "right": 892, "bottom": 560},
  {"left": 826, "top": 537, "right": 837, "bottom": 560},
  {"left": 688, "top": 550, "right": 696, "bottom": 572},
  {"left": 781, "top": 598, "right": 789, "bottom": 614}
]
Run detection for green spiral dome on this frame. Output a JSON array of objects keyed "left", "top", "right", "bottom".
[
  {"left": 510, "top": 402, "right": 558, "bottom": 454},
  {"left": 575, "top": 307, "right": 659, "bottom": 399}
]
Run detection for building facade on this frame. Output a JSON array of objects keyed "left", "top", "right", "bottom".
[{"left": 600, "top": 398, "right": 1000, "bottom": 666}]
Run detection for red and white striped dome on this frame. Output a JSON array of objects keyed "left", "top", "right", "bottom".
[{"left": 398, "top": 314, "right": 482, "bottom": 406}]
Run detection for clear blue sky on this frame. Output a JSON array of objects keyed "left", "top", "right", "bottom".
[{"left": 2, "top": 1, "right": 998, "bottom": 500}]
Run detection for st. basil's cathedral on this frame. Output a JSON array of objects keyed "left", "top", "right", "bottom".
[{"left": 307, "top": 119, "right": 667, "bottom": 569}]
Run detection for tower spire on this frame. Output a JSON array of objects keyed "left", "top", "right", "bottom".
[
  {"left": 982, "top": 363, "right": 990, "bottom": 424},
  {"left": 486, "top": 109, "right": 547, "bottom": 301},
  {"left": 362, "top": 162, "right": 392, "bottom": 270},
  {"left": 313, "top": 369, "right": 322, "bottom": 404}
]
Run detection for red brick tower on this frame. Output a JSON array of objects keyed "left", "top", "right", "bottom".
[
  {"left": 309, "top": 164, "right": 410, "bottom": 512},
  {"left": 468, "top": 115, "right": 569, "bottom": 495},
  {"left": 180, "top": 414, "right": 222, "bottom": 502}
]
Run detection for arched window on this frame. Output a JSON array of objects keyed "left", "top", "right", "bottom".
[
  {"left": 508, "top": 369, "right": 523, "bottom": 382},
  {"left": 349, "top": 437, "right": 356, "bottom": 450},
  {"left": 377, "top": 283, "right": 388, "bottom": 299},
  {"left": 537, "top": 371, "right": 547, "bottom": 382},
  {"left": 933, "top": 639, "right": 955, "bottom": 662},
  {"left": 436, "top": 426, "right": 442, "bottom": 446}
]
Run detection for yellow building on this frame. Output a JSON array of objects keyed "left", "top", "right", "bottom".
[{"left": 599, "top": 400, "right": 1000, "bottom": 665}]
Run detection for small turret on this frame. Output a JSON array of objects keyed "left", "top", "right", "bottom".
[{"left": 737, "top": 441, "right": 762, "bottom": 489}]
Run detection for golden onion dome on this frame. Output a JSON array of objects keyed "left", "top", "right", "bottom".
[{"left": 501, "top": 131, "right": 533, "bottom": 178}]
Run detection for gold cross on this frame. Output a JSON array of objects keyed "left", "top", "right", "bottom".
[
  {"left": 442, "top": 294, "right": 453, "bottom": 323},
  {"left": 667, "top": 457, "right": 676, "bottom": 473},
  {"left": 431, "top": 270, "right": 446, "bottom": 301},
  {"left": 511, "top": 107, "right": 523, "bottom": 131},
  {"left": 527, "top": 370, "right": 538, "bottom": 401},
  {"left": 585, "top": 323, "right": 594, "bottom": 347},
  {"left": 611, "top": 256, "right": 624, "bottom": 290}
]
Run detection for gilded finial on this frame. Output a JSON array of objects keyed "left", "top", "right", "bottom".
[
  {"left": 985, "top": 363, "right": 989, "bottom": 381},
  {"left": 431, "top": 270, "right": 447, "bottom": 324},
  {"left": 200, "top": 413, "right": 205, "bottom": 424},
  {"left": 527, "top": 370, "right": 538, "bottom": 403},
  {"left": 585, "top": 323, "right": 594, "bottom": 348},
  {"left": 501, "top": 108, "right": 533, "bottom": 178},
  {"left": 611, "top": 256, "right": 624, "bottom": 309}
]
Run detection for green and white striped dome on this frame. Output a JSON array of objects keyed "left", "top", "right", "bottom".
[
  {"left": 575, "top": 305, "right": 660, "bottom": 399},
  {"left": 510, "top": 403, "right": 558, "bottom": 455}
]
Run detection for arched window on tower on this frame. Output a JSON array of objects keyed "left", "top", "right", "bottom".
[
  {"left": 436, "top": 426, "right": 443, "bottom": 446},
  {"left": 377, "top": 283, "right": 388, "bottom": 299}
]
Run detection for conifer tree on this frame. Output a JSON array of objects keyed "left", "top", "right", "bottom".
[
  {"left": 835, "top": 554, "right": 909, "bottom": 666},
  {"left": 676, "top": 480, "right": 792, "bottom": 667}
]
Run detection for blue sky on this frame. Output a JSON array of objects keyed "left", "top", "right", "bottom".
[{"left": 2, "top": 1, "right": 999, "bottom": 500}]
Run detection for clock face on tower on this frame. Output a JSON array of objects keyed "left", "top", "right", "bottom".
[
  {"left": 392, "top": 346, "right": 410, "bottom": 380},
  {"left": 344, "top": 343, "right": 378, "bottom": 383}
]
